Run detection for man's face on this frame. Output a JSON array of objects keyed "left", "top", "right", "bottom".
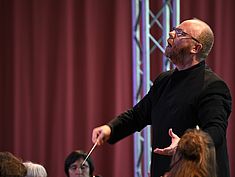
[
  {"left": 165, "top": 20, "right": 202, "bottom": 65},
  {"left": 68, "top": 158, "right": 90, "bottom": 177},
  {"left": 165, "top": 33, "right": 192, "bottom": 64}
]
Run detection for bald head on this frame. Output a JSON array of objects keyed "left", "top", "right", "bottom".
[{"left": 180, "top": 19, "right": 214, "bottom": 59}]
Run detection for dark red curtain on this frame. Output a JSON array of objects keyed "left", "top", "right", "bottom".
[{"left": 0, "top": 1, "right": 234, "bottom": 177}]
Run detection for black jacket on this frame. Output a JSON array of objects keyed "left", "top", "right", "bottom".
[{"left": 108, "top": 61, "right": 232, "bottom": 177}]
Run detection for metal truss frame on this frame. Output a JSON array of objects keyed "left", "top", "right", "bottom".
[{"left": 132, "top": 0, "right": 180, "bottom": 177}]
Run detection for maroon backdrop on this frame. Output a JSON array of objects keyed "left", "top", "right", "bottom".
[{"left": 0, "top": 0, "right": 234, "bottom": 177}]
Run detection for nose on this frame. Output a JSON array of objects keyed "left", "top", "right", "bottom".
[
  {"left": 73, "top": 167, "right": 81, "bottom": 175},
  {"left": 169, "top": 30, "right": 176, "bottom": 39},
  {"left": 78, "top": 167, "right": 83, "bottom": 173}
]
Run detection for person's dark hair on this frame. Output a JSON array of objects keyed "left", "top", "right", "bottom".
[
  {"left": 0, "top": 151, "right": 27, "bottom": 177},
  {"left": 167, "top": 128, "right": 217, "bottom": 177},
  {"left": 64, "top": 150, "right": 94, "bottom": 177}
]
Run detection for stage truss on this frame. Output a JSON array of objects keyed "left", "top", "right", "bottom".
[{"left": 132, "top": 0, "right": 180, "bottom": 177}]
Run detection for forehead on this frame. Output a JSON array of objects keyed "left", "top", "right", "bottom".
[
  {"left": 177, "top": 20, "right": 204, "bottom": 36},
  {"left": 71, "top": 158, "right": 89, "bottom": 166}
]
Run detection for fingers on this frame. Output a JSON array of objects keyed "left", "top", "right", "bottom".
[
  {"left": 169, "top": 128, "right": 175, "bottom": 138},
  {"left": 169, "top": 128, "right": 179, "bottom": 139},
  {"left": 92, "top": 127, "right": 102, "bottom": 145},
  {"left": 153, "top": 148, "right": 162, "bottom": 154},
  {"left": 92, "top": 125, "right": 111, "bottom": 146},
  {"left": 168, "top": 128, "right": 173, "bottom": 137},
  {"left": 153, "top": 147, "right": 173, "bottom": 156},
  {"left": 154, "top": 128, "right": 179, "bottom": 156}
]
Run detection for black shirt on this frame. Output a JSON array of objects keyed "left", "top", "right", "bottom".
[{"left": 108, "top": 61, "right": 232, "bottom": 177}]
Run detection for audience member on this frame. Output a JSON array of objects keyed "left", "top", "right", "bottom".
[
  {"left": 23, "top": 161, "right": 47, "bottom": 177},
  {"left": 0, "top": 151, "right": 27, "bottom": 177},
  {"left": 163, "top": 128, "right": 217, "bottom": 177},
  {"left": 64, "top": 150, "right": 102, "bottom": 177}
]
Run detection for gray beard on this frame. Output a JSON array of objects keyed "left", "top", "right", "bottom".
[{"left": 165, "top": 46, "right": 190, "bottom": 65}]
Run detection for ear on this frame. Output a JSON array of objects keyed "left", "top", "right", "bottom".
[{"left": 191, "top": 43, "right": 203, "bottom": 54}]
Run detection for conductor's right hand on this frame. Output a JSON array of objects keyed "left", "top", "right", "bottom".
[{"left": 92, "top": 125, "right": 111, "bottom": 146}]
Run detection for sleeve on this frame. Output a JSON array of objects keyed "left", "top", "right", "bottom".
[
  {"left": 197, "top": 80, "right": 232, "bottom": 146},
  {"left": 107, "top": 71, "right": 171, "bottom": 144},
  {"left": 107, "top": 89, "right": 153, "bottom": 144}
]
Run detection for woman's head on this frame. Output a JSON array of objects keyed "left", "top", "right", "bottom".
[
  {"left": 64, "top": 150, "right": 94, "bottom": 177},
  {"left": 23, "top": 161, "right": 47, "bottom": 177},
  {"left": 0, "top": 151, "right": 27, "bottom": 177},
  {"left": 169, "top": 128, "right": 217, "bottom": 177}
]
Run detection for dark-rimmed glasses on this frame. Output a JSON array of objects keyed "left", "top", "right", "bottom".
[{"left": 172, "top": 27, "right": 201, "bottom": 44}]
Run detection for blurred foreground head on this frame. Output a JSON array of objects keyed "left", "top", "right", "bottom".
[
  {"left": 23, "top": 161, "right": 47, "bottom": 177},
  {"left": 0, "top": 151, "right": 27, "bottom": 177},
  {"left": 169, "top": 128, "right": 217, "bottom": 177}
]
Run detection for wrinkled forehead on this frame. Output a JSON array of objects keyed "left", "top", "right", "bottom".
[{"left": 177, "top": 20, "right": 204, "bottom": 37}]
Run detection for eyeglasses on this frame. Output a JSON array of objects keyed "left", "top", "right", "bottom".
[
  {"left": 69, "top": 164, "right": 89, "bottom": 171},
  {"left": 172, "top": 27, "right": 201, "bottom": 44}
]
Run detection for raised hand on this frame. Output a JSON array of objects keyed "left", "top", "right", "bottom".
[
  {"left": 92, "top": 125, "right": 111, "bottom": 145},
  {"left": 153, "top": 128, "right": 180, "bottom": 156}
]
